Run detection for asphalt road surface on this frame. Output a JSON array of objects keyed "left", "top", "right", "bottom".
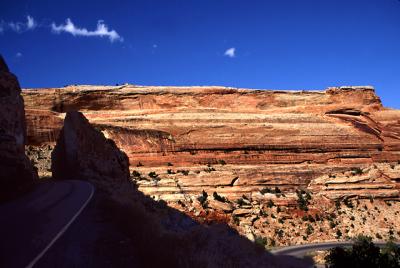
[
  {"left": 0, "top": 180, "right": 94, "bottom": 268},
  {"left": 271, "top": 241, "right": 400, "bottom": 257}
]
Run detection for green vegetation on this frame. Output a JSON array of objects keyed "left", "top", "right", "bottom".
[
  {"left": 197, "top": 190, "right": 208, "bottom": 207},
  {"left": 325, "top": 236, "right": 400, "bottom": 268},
  {"left": 306, "top": 224, "right": 314, "bottom": 236},
  {"left": 336, "top": 229, "right": 342, "bottom": 238},
  {"left": 148, "top": 171, "right": 160, "bottom": 181},
  {"left": 296, "top": 189, "right": 311, "bottom": 211},
  {"left": 254, "top": 235, "right": 268, "bottom": 248},
  {"left": 260, "top": 186, "right": 282, "bottom": 195},
  {"left": 177, "top": 169, "right": 189, "bottom": 176},
  {"left": 217, "top": 159, "right": 226, "bottom": 165},
  {"left": 203, "top": 165, "right": 216, "bottom": 173},
  {"left": 343, "top": 197, "right": 354, "bottom": 208},
  {"left": 131, "top": 170, "right": 141, "bottom": 178},
  {"left": 213, "top": 192, "right": 228, "bottom": 203},
  {"left": 351, "top": 167, "right": 363, "bottom": 175},
  {"left": 267, "top": 199, "right": 275, "bottom": 208}
]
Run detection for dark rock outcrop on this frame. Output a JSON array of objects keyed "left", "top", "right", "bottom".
[
  {"left": 0, "top": 56, "right": 37, "bottom": 200},
  {"left": 51, "top": 111, "right": 130, "bottom": 182}
]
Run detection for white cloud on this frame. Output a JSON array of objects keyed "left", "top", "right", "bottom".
[
  {"left": 224, "top": 47, "right": 236, "bottom": 58},
  {"left": 7, "top": 15, "right": 36, "bottom": 33},
  {"left": 51, "top": 18, "right": 123, "bottom": 42},
  {"left": 153, "top": 44, "right": 158, "bottom": 48},
  {"left": 16, "top": 52, "right": 23, "bottom": 58},
  {"left": 26, "top": 15, "right": 36, "bottom": 29}
]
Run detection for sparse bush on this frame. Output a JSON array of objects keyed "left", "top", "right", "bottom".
[
  {"left": 306, "top": 224, "right": 314, "bottom": 235},
  {"left": 197, "top": 190, "right": 208, "bottom": 207},
  {"left": 177, "top": 169, "right": 189, "bottom": 176},
  {"left": 336, "top": 229, "right": 342, "bottom": 238},
  {"left": 167, "top": 162, "right": 173, "bottom": 166},
  {"left": 148, "top": 171, "right": 160, "bottom": 182},
  {"left": 254, "top": 235, "right": 267, "bottom": 248},
  {"left": 275, "top": 229, "right": 284, "bottom": 238},
  {"left": 267, "top": 199, "right": 275, "bottom": 208},
  {"left": 351, "top": 167, "right": 363, "bottom": 175},
  {"left": 213, "top": 192, "right": 228, "bottom": 203},
  {"left": 218, "top": 159, "right": 226, "bottom": 165},
  {"left": 132, "top": 170, "right": 141, "bottom": 178},
  {"left": 296, "top": 189, "right": 310, "bottom": 211},
  {"left": 343, "top": 198, "right": 354, "bottom": 208},
  {"left": 236, "top": 198, "right": 246, "bottom": 206}
]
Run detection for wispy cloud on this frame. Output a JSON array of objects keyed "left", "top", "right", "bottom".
[
  {"left": 51, "top": 18, "right": 123, "bottom": 42},
  {"left": 26, "top": 15, "right": 36, "bottom": 29},
  {"left": 224, "top": 47, "right": 236, "bottom": 58},
  {"left": 16, "top": 52, "right": 23, "bottom": 58},
  {"left": 6, "top": 15, "right": 37, "bottom": 33}
]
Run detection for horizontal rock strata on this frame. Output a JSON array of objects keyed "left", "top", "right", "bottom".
[{"left": 22, "top": 85, "right": 400, "bottom": 202}]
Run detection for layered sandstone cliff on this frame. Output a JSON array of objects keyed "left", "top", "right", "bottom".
[
  {"left": 0, "top": 56, "right": 37, "bottom": 200},
  {"left": 22, "top": 84, "right": 400, "bottom": 202}
]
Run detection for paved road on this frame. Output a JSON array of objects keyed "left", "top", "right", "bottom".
[
  {"left": 0, "top": 180, "right": 94, "bottom": 268},
  {"left": 271, "top": 241, "right": 400, "bottom": 257}
]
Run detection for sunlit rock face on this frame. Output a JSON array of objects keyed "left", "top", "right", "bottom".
[
  {"left": 23, "top": 85, "right": 400, "bottom": 202},
  {"left": 0, "top": 56, "right": 37, "bottom": 199},
  {"left": 51, "top": 111, "right": 130, "bottom": 182}
]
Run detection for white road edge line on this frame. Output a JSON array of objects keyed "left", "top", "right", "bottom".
[{"left": 25, "top": 182, "right": 95, "bottom": 268}]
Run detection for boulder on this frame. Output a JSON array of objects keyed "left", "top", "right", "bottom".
[
  {"left": 0, "top": 56, "right": 37, "bottom": 200},
  {"left": 51, "top": 111, "right": 130, "bottom": 182}
]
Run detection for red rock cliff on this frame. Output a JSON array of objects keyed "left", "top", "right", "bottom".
[{"left": 22, "top": 85, "right": 400, "bottom": 202}]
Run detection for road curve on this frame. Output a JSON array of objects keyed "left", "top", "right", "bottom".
[
  {"left": 271, "top": 241, "right": 400, "bottom": 257},
  {"left": 0, "top": 180, "right": 94, "bottom": 268}
]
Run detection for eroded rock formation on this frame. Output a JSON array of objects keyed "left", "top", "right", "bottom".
[
  {"left": 51, "top": 111, "right": 130, "bottom": 182},
  {"left": 23, "top": 85, "right": 400, "bottom": 201},
  {"left": 0, "top": 56, "right": 37, "bottom": 199}
]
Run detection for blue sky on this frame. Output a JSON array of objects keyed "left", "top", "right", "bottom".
[{"left": 1, "top": 0, "right": 400, "bottom": 108}]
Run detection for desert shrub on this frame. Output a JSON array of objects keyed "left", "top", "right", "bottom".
[
  {"left": 197, "top": 190, "right": 208, "bottom": 207},
  {"left": 167, "top": 162, "right": 173, "bottom": 166},
  {"left": 275, "top": 229, "right": 284, "bottom": 238},
  {"left": 177, "top": 169, "right": 190, "bottom": 176},
  {"left": 254, "top": 235, "right": 267, "bottom": 248},
  {"left": 213, "top": 192, "right": 227, "bottom": 203},
  {"left": 131, "top": 170, "right": 141, "bottom": 178},
  {"left": 260, "top": 187, "right": 272, "bottom": 194},
  {"left": 204, "top": 166, "right": 216, "bottom": 173},
  {"left": 267, "top": 199, "right": 275, "bottom": 208},
  {"left": 343, "top": 198, "right": 354, "bottom": 208},
  {"left": 236, "top": 198, "right": 246, "bottom": 206},
  {"left": 148, "top": 171, "right": 158, "bottom": 179},
  {"left": 336, "top": 229, "right": 342, "bottom": 238},
  {"left": 325, "top": 235, "right": 399, "bottom": 268},
  {"left": 351, "top": 167, "right": 363, "bottom": 175},
  {"left": 296, "top": 189, "right": 310, "bottom": 211},
  {"left": 306, "top": 224, "right": 314, "bottom": 235},
  {"left": 218, "top": 159, "right": 226, "bottom": 165}
]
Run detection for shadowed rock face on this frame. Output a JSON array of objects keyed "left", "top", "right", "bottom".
[
  {"left": 51, "top": 111, "right": 130, "bottom": 182},
  {"left": 0, "top": 56, "right": 37, "bottom": 199}
]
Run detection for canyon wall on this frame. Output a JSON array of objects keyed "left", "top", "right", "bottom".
[
  {"left": 22, "top": 85, "right": 400, "bottom": 203},
  {"left": 0, "top": 56, "right": 37, "bottom": 200}
]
